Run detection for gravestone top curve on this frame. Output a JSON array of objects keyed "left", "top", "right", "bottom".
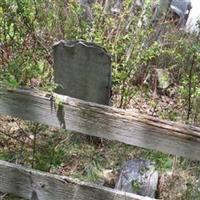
[{"left": 53, "top": 40, "right": 112, "bottom": 105}]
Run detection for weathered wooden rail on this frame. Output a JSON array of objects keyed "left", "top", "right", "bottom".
[
  {"left": 1, "top": 88, "right": 200, "bottom": 199},
  {"left": 1, "top": 89, "right": 200, "bottom": 160},
  {"left": 0, "top": 160, "right": 153, "bottom": 200}
]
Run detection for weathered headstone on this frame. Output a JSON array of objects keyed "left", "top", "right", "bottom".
[
  {"left": 115, "top": 160, "right": 158, "bottom": 198},
  {"left": 53, "top": 40, "right": 112, "bottom": 105}
]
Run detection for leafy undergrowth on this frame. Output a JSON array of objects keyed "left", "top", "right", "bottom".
[{"left": 0, "top": 97, "right": 200, "bottom": 200}]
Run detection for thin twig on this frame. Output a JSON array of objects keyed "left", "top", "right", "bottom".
[
  {"left": 0, "top": 130, "right": 31, "bottom": 147},
  {"left": 187, "top": 53, "right": 196, "bottom": 121},
  {"left": 15, "top": 120, "right": 33, "bottom": 141},
  {"left": 32, "top": 123, "right": 40, "bottom": 168}
]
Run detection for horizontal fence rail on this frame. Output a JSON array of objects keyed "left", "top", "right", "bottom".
[
  {"left": 0, "top": 160, "right": 153, "bottom": 200},
  {"left": 0, "top": 89, "right": 200, "bottom": 160}
]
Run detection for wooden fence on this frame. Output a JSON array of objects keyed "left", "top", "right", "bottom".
[
  {"left": 0, "top": 160, "right": 152, "bottom": 200},
  {"left": 0, "top": 88, "right": 200, "bottom": 199}
]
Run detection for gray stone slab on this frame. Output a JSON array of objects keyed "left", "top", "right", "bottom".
[
  {"left": 53, "top": 40, "right": 112, "bottom": 105},
  {"left": 115, "top": 160, "right": 158, "bottom": 198}
]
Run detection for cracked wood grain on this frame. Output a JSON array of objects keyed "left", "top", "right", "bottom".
[{"left": 0, "top": 89, "right": 200, "bottom": 160}]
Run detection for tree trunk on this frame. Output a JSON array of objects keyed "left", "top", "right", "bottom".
[
  {"left": 103, "top": 0, "right": 123, "bottom": 14},
  {"left": 152, "top": 0, "right": 172, "bottom": 26},
  {"left": 79, "top": 0, "right": 96, "bottom": 21}
]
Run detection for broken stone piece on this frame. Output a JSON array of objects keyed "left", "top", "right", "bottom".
[{"left": 115, "top": 159, "right": 158, "bottom": 198}]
